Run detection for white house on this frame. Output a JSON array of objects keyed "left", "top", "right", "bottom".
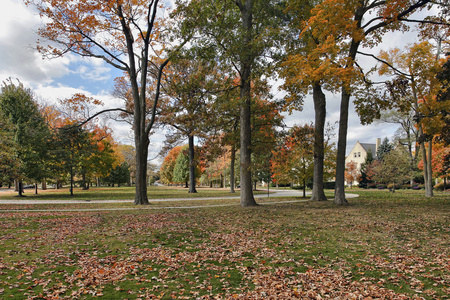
[{"left": 345, "top": 138, "right": 381, "bottom": 185}]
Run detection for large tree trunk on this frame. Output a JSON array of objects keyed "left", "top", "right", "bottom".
[
  {"left": 229, "top": 142, "right": 236, "bottom": 193},
  {"left": 311, "top": 83, "right": 328, "bottom": 201},
  {"left": 188, "top": 134, "right": 197, "bottom": 193},
  {"left": 238, "top": 0, "right": 257, "bottom": 207},
  {"left": 333, "top": 4, "right": 364, "bottom": 205},
  {"left": 134, "top": 134, "right": 149, "bottom": 205},
  {"left": 425, "top": 141, "right": 434, "bottom": 197},
  {"left": 334, "top": 88, "right": 350, "bottom": 206},
  {"left": 70, "top": 165, "right": 74, "bottom": 197},
  {"left": 18, "top": 181, "right": 23, "bottom": 197}
]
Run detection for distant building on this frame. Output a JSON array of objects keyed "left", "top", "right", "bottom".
[{"left": 345, "top": 138, "right": 381, "bottom": 185}]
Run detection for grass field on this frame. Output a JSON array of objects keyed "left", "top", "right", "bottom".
[{"left": 0, "top": 187, "right": 448, "bottom": 299}]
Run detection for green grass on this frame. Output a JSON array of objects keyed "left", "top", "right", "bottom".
[
  {"left": 0, "top": 185, "right": 271, "bottom": 201},
  {"left": 0, "top": 188, "right": 448, "bottom": 299}
]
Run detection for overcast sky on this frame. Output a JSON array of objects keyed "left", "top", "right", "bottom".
[{"left": 0, "top": 0, "right": 434, "bottom": 165}]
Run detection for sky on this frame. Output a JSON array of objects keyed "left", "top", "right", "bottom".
[{"left": 0, "top": 0, "right": 434, "bottom": 166}]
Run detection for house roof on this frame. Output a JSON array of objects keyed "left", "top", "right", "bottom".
[{"left": 360, "top": 143, "right": 377, "bottom": 156}]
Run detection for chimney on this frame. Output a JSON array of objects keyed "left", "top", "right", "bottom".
[{"left": 376, "top": 138, "right": 381, "bottom": 154}]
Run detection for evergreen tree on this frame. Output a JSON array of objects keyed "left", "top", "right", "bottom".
[
  {"left": 359, "top": 149, "right": 374, "bottom": 188},
  {"left": 0, "top": 79, "right": 51, "bottom": 195},
  {"left": 376, "top": 137, "right": 393, "bottom": 161}
]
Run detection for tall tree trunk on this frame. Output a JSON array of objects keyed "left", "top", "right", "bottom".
[
  {"left": 18, "top": 181, "right": 23, "bottom": 197},
  {"left": 334, "top": 88, "right": 350, "bottom": 206},
  {"left": 426, "top": 141, "right": 433, "bottom": 197},
  {"left": 311, "top": 83, "right": 328, "bottom": 201},
  {"left": 229, "top": 142, "right": 236, "bottom": 193},
  {"left": 70, "top": 165, "right": 74, "bottom": 197},
  {"left": 188, "top": 134, "right": 197, "bottom": 193},
  {"left": 134, "top": 134, "right": 149, "bottom": 205},
  {"left": 303, "top": 179, "right": 306, "bottom": 198},
  {"left": 238, "top": 0, "right": 257, "bottom": 207}
]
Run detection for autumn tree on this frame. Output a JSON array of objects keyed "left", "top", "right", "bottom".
[
  {"left": 361, "top": 41, "right": 448, "bottom": 196},
  {"left": 162, "top": 58, "right": 223, "bottom": 193},
  {"left": 436, "top": 54, "right": 450, "bottom": 145},
  {"left": 345, "top": 161, "right": 359, "bottom": 189},
  {"left": 280, "top": 0, "right": 345, "bottom": 202},
  {"left": 28, "top": 0, "right": 189, "bottom": 204},
  {"left": 160, "top": 146, "right": 183, "bottom": 185},
  {"left": 371, "top": 147, "right": 412, "bottom": 191},
  {"left": 292, "top": 0, "right": 447, "bottom": 205},
  {"left": 175, "top": 0, "right": 283, "bottom": 206},
  {"left": 271, "top": 124, "right": 315, "bottom": 197}
]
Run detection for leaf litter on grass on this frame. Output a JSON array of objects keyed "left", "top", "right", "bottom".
[{"left": 0, "top": 193, "right": 448, "bottom": 299}]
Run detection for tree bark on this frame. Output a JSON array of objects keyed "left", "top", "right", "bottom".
[
  {"left": 18, "top": 181, "right": 23, "bottom": 197},
  {"left": 334, "top": 4, "right": 364, "bottom": 206},
  {"left": 229, "top": 142, "right": 236, "bottom": 193},
  {"left": 238, "top": 0, "right": 257, "bottom": 207},
  {"left": 426, "top": 141, "right": 434, "bottom": 197},
  {"left": 334, "top": 88, "right": 350, "bottom": 206},
  {"left": 188, "top": 134, "right": 197, "bottom": 193},
  {"left": 134, "top": 134, "right": 149, "bottom": 205},
  {"left": 311, "top": 83, "right": 328, "bottom": 201}
]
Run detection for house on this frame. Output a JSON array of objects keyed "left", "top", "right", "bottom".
[{"left": 345, "top": 138, "right": 381, "bottom": 185}]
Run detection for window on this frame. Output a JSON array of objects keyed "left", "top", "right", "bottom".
[
  {"left": 354, "top": 153, "right": 357, "bottom": 158},
  {"left": 358, "top": 152, "right": 361, "bottom": 157}
]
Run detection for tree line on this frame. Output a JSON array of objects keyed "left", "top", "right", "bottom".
[
  {"left": 18, "top": 0, "right": 450, "bottom": 205},
  {"left": 0, "top": 80, "right": 143, "bottom": 195}
]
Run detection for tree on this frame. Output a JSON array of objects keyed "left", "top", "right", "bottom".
[
  {"left": 162, "top": 58, "right": 222, "bottom": 193},
  {"left": 280, "top": 0, "right": 344, "bottom": 202},
  {"left": 0, "top": 80, "right": 50, "bottom": 195},
  {"left": 359, "top": 149, "right": 374, "bottom": 188},
  {"left": 370, "top": 147, "right": 412, "bottom": 191},
  {"left": 369, "top": 41, "right": 447, "bottom": 196},
  {"left": 52, "top": 124, "right": 93, "bottom": 196},
  {"left": 173, "top": 146, "right": 190, "bottom": 187},
  {"left": 271, "top": 124, "right": 315, "bottom": 197},
  {"left": 175, "top": 0, "right": 283, "bottom": 206},
  {"left": 160, "top": 146, "right": 183, "bottom": 185},
  {"left": 376, "top": 137, "right": 393, "bottom": 162},
  {"left": 28, "top": 0, "right": 189, "bottom": 204},
  {"left": 107, "top": 162, "right": 131, "bottom": 187},
  {"left": 295, "top": 0, "right": 447, "bottom": 205},
  {"left": 345, "top": 161, "right": 359, "bottom": 189},
  {"left": 436, "top": 54, "right": 450, "bottom": 145},
  {"left": 81, "top": 126, "right": 120, "bottom": 189},
  {"left": 0, "top": 116, "right": 19, "bottom": 187}
]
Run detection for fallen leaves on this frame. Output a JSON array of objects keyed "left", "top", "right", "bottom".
[{"left": 0, "top": 195, "right": 448, "bottom": 299}]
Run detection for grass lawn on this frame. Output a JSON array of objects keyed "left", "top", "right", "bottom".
[
  {"left": 0, "top": 186, "right": 258, "bottom": 201},
  {"left": 0, "top": 188, "right": 448, "bottom": 299}
]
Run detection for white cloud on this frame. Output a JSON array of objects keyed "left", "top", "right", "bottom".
[{"left": 0, "top": 0, "right": 73, "bottom": 86}]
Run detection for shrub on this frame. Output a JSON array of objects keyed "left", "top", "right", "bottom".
[
  {"left": 377, "top": 184, "right": 387, "bottom": 189},
  {"left": 367, "top": 183, "right": 377, "bottom": 189},
  {"left": 291, "top": 185, "right": 304, "bottom": 190},
  {"left": 387, "top": 183, "right": 401, "bottom": 190},
  {"left": 434, "top": 182, "right": 449, "bottom": 191}
]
